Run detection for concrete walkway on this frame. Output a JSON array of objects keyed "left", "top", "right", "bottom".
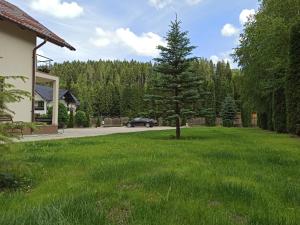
[{"left": 18, "top": 127, "right": 174, "bottom": 142}]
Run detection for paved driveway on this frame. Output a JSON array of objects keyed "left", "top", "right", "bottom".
[{"left": 18, "top": 127, "right": 174, "bottom": 142}]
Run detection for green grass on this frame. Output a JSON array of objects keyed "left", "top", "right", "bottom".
[{"left": 0, "top": 127, "right": 300, "bottom": 225}]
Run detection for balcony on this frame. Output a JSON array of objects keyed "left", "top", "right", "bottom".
[
  {"left": 34, "top": 54, "right": 59, "bottom": 126},
  {"left": 36, "top": 54, "right": 53, "bottom": 74}
]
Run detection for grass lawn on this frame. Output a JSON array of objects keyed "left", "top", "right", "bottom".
[{"left": 0, "top": 127, "right": 300, "bottom": 225}]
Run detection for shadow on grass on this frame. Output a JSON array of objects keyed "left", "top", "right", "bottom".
[{"left": 145, "top": 134, "right": 223, "bottom": 142}]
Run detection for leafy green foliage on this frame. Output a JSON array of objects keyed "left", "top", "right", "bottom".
[
  {"left": 0, "top": 76, "right": 31, "bottom": 146},
  {"left": 0, "top": 172, "right": 30, "bottom": 190},
  {"left": 0, "top": 75, "right": 34, "bottom": 191},
  {"left": 234, "top": 0, "right": 300, "bottom": 134},
  {"left": 96, "top": 117, "right": 101, "bottom": 128},
  {"left": 214, "top": 62, "right": 234, "bottom": 116},
  {"left": 221, "top": 96, "right": 237, "bottom": 127},
  {"left": 75, "top": 111, "right": 87, "bottom": 127},
  {"left": 84, "top": 111, "right": 91, "bottom": 128},
  {"left": 48, "top": 103, "right": 69, "bottom": 128},
  {"left": 0, "top": 76, "right": 30, "bottom": 115},
  {"left": 286, "top": 20, "right": 300, "bottom": 134},
  {"left": 58, "top": 103, "right": 69, "bottom": 127}
]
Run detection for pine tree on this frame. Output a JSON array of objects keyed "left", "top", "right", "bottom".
[
  {"left": 286, "top": 20, "right": 300, "bottom": 134},
  {"left": 214, "top": 61, "right": 227, "bottom": 116},
  {"left": 221, "top": 96, "right": 237, "bottom": 127},
  {"left": 225, "top": 62, "right": 234, "bottom": 97},
  {"left": 152, "top": 17, "right": 200, "bottom": 139}
]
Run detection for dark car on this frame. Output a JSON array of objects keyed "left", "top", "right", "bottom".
[{"left": 126, "top": 118, "right": 158, "bottom": 128}]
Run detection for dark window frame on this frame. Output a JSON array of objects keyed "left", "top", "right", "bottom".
[{"left": 34, "top": 100, "right": 45, "bottom": 110}]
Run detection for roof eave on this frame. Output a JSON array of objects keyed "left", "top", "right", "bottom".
[{"left": 0, "top": 16, "right": 76, "bottom": 51}]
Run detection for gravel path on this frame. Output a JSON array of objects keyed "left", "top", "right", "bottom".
[{"left": 17, "top": 126, "right": 174, "bottom": 142}]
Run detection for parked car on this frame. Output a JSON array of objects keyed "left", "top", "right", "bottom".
[{"left": 126, "top": 118, "right": 158, "bottom": 128}]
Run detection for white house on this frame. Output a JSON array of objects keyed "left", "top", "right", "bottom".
[
  {"left": 0, "top": 0, "right": 75, "bottom": 133},
  {"left": 34, "top": 85, "right": 80, "bottom": 115}
]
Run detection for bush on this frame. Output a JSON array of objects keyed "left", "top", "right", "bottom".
[
  {"left": 96, "top": 117, "right": 101, "bottom": 127},
  {"left": 75, "top": 111, "right": 87, "bottom": 127},
  {"left": 0, "top": 173, "right": 23, "bottom": 190},
  {"left": 48, "top": 103, "right": 69, "bottom": 128},
  {"left": 84, "top": 112, "right": 91, "bottom": 128},
  {"left": 67, "top": 110, "right": 74, "bottom": 128},
  {"left": 221, "top": 96, "right": 237, "bottom": 127}
]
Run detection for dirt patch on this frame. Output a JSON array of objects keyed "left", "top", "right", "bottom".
[
  {"left": 107, "top": 202, "right": 132, "bottom": 225},
  {"left": 231, "top": 214, "right": 248, "bottom": 225},
  {"left": 117, "top": 182, "right": 141, "bottom": 191},
  {"left": 208, "top": 200, "right": 222, "bottom": 207}
]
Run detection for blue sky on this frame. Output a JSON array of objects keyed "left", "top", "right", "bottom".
[{"left": 9, "top": 0, "right": 259, "bottom": 67}]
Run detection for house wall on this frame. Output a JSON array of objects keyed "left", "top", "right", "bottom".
[
  {"left": 34, "top": 95, "right": 78, "bottom": 116},
  {"left": 34, "top": 93, "right": 47, "bottom": 115},
  {"left": 0, "top": 20, "right": 36, "bottom": 122},
  {"left": 48, "top": 100, "right": 77, "bottom": 113}
]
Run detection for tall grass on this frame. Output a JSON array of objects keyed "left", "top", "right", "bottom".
[{"left": 0, "top": 127, "right": 299, "bottom": 225}]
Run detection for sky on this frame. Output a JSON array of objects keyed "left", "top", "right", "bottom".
[{"left": 9, "top": 0, "right": 259, "bottom": 67}]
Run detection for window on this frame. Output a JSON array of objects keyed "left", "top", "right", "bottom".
[{"left": 34, "top": 101, "right": 45, "bottom": 110}]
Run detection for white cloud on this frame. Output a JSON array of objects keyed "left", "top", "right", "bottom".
[
  {"left": 210, "top": 55, "right": 219, "bottom": 65},
  {"left": 148, "top": 0, "right": 203, "bottom": 9},
  {"left": 90, "top": 27, "right": 166, "bottom": 57},
  {"left": 148, "top": 0, "right": 173, "bottom": 9},
  {"left": 221, "top": 24, "right": 239, "bottom": 37},
  {"left": 239, "top": 9, "right": 255, "bottom": 25},
  {"left": 210, "top": 50, "right": 235, "bottom": 67},
  {"left": 186, "top": 0, "right": 203, "bottom": 5},
  {"left": 30, "top": 0, "right": 83, "bottom": 19}
]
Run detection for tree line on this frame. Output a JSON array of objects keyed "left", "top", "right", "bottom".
[
  {"left": 234, "top": 0, "right": 300, "bottom": 135},
  {"left": 50, "top": 58, "right": 244, "bottom": 126}
]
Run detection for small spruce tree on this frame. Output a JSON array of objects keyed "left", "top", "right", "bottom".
[
  {"left": 150, "top": 17, "right": 200, "bottom": 139},
  {"left": 221, "top": 96, "right": 237, "bottom": 127}
]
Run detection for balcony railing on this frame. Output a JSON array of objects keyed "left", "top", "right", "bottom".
[{"left": 36, "top": 54, "right": 54, "bottom": 74}]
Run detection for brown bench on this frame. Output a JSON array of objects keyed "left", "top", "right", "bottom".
[
  {"left": 0, "top": 114, "right": 13, "bottom": 123},
  {"left": 0, "top": 114, "right": 24, "bottom": 137}
]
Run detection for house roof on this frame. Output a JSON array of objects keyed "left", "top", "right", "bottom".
[
  {"left": 0, "top": 0, "right": 75, "bottom": 51},
  {"left": 35, "top": 85, "right": 80, "bottom": 106}
]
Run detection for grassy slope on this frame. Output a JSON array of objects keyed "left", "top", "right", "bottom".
[{"left": 0, "top": 127, "right": 299, "bottom": 225}]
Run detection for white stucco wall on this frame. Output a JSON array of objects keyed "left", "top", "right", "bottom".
[
  {"left": 34, "top": 94, "right": 78, "bottom": 116},
  {"left": 34, "top": 93, "right": 47, "bottom": 115},
  {"left": 48, "top": 100, "right": 77, "bottom": 113},
  {"left": 0, "top": 20, "right": 36, "bottom": 122}
]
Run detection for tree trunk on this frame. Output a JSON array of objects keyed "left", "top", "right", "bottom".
[
  {"left": 176, "top": 117, "right": 181, "bottom": 139},
  {"left": 175, "top": 84, "right": 181, "bottom": 139}
]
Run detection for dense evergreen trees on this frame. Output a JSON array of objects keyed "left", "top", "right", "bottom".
[
  {"left": 51, "top": 60, "right": 153, "bottom": 119},
  {"left": 51, "top": 59, "right": 238, "bottom": 125},
  {"left": 234, "top": 0, "right": 300, "bottom": 135},
  {"left": 286, "top": 20, "right": 300, "bottom": 134}
]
